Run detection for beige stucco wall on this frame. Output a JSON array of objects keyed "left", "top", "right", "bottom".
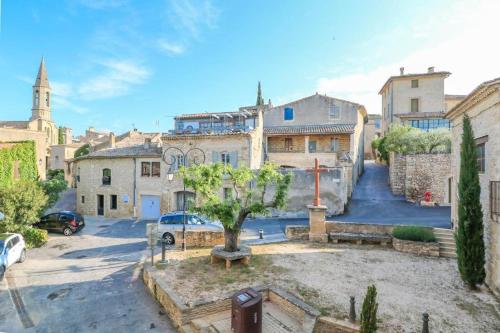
[
  {"left": 50, "top": 144, "right": 81, "bottom": 170},
  {"left": 364, "top": 116, "right": 381, "bottom": 159},
  {"left": 264, "top": 94, "right": 360, "bottom": 127},
  {"left": 448, "top": 90, "right": 500, "bottom": 297},
  {"left": 0, "top": 128, "right": 48, "bottom": 180},
  {"left": 381, "top": 75, "right": 446, "bottom": 133}
]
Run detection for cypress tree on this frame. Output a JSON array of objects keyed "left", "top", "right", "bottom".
[
  {"left": 360, "top": 284, "right": 378, "bottom": 333},
  {"left": 58, "top": 127, "right": 64, "bottom": 144},
  {"left": 256, "top": 81, "right": 264, "bottom": 106},
  {"left": 455, "top": 114, "right": 485, "bottom": 289}
]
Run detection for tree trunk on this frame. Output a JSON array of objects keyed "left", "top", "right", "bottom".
[{"left": 224, "top": 229, "right": 239, "bottom": 252}]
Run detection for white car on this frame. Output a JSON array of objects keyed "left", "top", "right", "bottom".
[
  {"left": 156, "top": 212, "right": 223, "bottom": 245},
  {"left": 0, "top": 233, "right": 27, "bottom": 281}
]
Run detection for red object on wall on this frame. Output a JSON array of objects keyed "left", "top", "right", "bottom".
[{"left": 424, "top": 191, "right": 432, "bottom": 202}]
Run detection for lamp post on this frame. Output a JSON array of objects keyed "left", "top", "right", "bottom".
[{"left": 163, "top": 146, "right": 205, "bottom": 251}]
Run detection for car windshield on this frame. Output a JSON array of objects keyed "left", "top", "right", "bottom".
[{"left": 0, "top": 240, "right": 4, "bottom": 253}]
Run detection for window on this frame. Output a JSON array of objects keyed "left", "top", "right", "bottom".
[
  {"left": 411, "top": 79, "right": 419, "bottom": 88},
  {"left": 81, "top": 196, "right": 85, "bottom": 204},
  {"left": 102, "top": 168, "right": 111, "bottom": 185},
  {"left": 46, "top": 92, "right": 50, "bottom": 107},
  {"left": 284, "top": 138, "right": 293, "bottom": 151},
  {"left": 329, "top": 105, "right": 340, "bottom": 119},
  {"left": 141, "top": 162, "right": 151, "bottom": 176},
  {"left": 284, "top": 107, "right": 294, "bottom": 121},
  {"left": 411, "top": 98, "right": 419, "bottom": 112},
  {"left": 331, "top": 138, "right": 340, "bottom": 152},
  {"left": 476, "top": 143, "right": 485, "bottom": 173},
  {"left": 152, "top": 162, "right": 160, "bottom": 177},
  {"left": 77, "top": 167, "right": 80, "bottom": 182},
  {"left": 11, "top": 236, "right": 19, "bottom": 247},
  {"left": 374, "top": 119, "right": 381, "bottom": 129},
  {"left": 309, "top": 140, "right": 317, "bottom": 153},
  {"left": 408, "top": 118, "right": 450, "bottom": 131},
  {"left": 224, "top": 188, "right": 233, "bottom": 200},
  {"left": 110, "top": 195, "right": 117, "bottom": 209},
  {"left": 221, "top": 152, "right": 230, "bottom": 166},
  {"left": 491, "top": 181, "right": 500, "bottom": 218},
  {"left": 35, "top": 90, "right": 39, "bottom": 106},
  {"left": 59, "top": 214, "right": 71, "bottom": 223}
]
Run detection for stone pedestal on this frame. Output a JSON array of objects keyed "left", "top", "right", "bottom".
[
  {"left": 210, "top": 245, "right": 251, "bottom": 269},
  {"left": 308, "top": 204, "right": 328, "bottom": 243}
]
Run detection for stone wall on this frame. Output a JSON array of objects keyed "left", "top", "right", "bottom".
[
  {"left": 326, "top": 221, "right": 397, "bottom": 235},
  {"left": 174, "top": 230, "right": 224, "bottom": 249},
  {"left": 285, "top": 225, "right": 310, "bottom": 240},
  {"left": 313, "top": 317, "right": 359, "bottom": 333},
  {"left": 389, "top": 152, "right": 451, "bottom": 204},
  {"left": 392, "top": 238, "right": 440, "bottom": 257}
]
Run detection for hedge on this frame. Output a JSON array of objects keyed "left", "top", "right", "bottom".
[{"left": 392, "top": 226, "right": 436, "bottom": 242}]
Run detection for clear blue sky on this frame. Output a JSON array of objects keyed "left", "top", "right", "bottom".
[{"left": 0, "top": 0, "right": 497, "bottom": 136}]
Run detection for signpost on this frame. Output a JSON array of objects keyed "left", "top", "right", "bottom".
[{"left": 146, "top": 223, "right": 158, "bottom": 266}]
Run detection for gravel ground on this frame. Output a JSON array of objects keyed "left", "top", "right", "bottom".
[{"left": 161, "top": 242, "right": 500, "bottom": 333}]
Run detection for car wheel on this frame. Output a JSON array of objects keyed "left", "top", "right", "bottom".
[
  {"left": 63, "top": 228, "right": 73, "bottom": 236},
  {"left": 18, "top": 249, "right": 26, "bottom": 263},
  {"left": 162, "top": 232, "right": 175, "bottom": 245},
  {"left": 0, "top": 266, "right": 5, "bottom": 281}
]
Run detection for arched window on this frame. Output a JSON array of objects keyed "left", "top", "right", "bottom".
[
  {"left": 46, "top": 92, "right": 50, "bottom": 107},
  {"left": 102, "top": 168, "right": 111, "bottom": 185},
  {"left": 35, "top": 90, "right": 40, "bottom": 107}
]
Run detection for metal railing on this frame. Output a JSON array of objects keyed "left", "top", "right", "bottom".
[
  {"left": 268, "top": 147, "right": 306, "bottom": 153},
  {"left": 491, "top": 181, "right": 500, "bottom": 218}
]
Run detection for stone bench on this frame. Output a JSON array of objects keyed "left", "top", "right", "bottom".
[
  {"left": 210, "top": 245, "right": 251, "bottom": 269},
  {"left": 329, "top": 232, "right": 392, "bottom": 246}
]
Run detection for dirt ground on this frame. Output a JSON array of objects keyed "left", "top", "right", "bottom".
[{"left": 159, "top": 242, "right": 500, "bottom": 333}]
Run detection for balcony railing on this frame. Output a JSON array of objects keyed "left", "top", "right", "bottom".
[
  {"left": 268, "top": 147, "right": 306, "bottom": 153},
  {"left": 171, "top": 124, "right": 254, "bottom": 135}
]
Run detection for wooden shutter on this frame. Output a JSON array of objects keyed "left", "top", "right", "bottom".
[
  {"left": 212, "top": 151, "right": 220, "bottom": 164},
  {"left": 230, "top": 151, "right": 238, "bottom": 168}
]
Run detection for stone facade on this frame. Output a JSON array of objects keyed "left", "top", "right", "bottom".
[
  {"left": 364, "top": 114, "right": 381, "bottom": 160},
  {"left": 379, "top": 67, "right": 454, "bottom": 134},
  {"left": 0, "top": 58, "right": 72, "bottom": 179},
  {"left": 174, "top": 230, "right": 224, "bottom": 249},
  {"left": 50, "top": 143, "right": 83, "bottom": 170},
  {"left": 389, "top": 152, "right": 451, "bottom": 204},
  {"left": 313, "top": 317, "right": 359, "bottom": 333},
  {"left": 392, "top": 238, "right": 440, "bottom": 257},
  {"left": 446, "top": 78, "right": 500, "bottom": 297}
]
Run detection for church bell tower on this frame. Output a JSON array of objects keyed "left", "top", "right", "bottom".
[{"left": 30, "top": 57, "right": 52, "bottom": 121}]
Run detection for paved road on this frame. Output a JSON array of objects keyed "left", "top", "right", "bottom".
[
  {"left": 334, "top": 161, "right": 452, "bottom": 228},
  {"left": 0, "top": 218, "right": 176, "bottom": 333}
]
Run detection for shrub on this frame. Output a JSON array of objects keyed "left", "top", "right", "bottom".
[
  {"left": 392, "top": 226, "right": 436, "bottom": 242},
  {"left": 47, "top": 169, "right": 65, "bottom": 181},
  {"left": 39, "top": 177, "right": 67, "bottom": 207},
  {"left": 21, "top": 227, "right": 48, "bottom": 248},
  {"left": 0, "top": 181, "right": 48, "bottom": 231},
  {"left": 74, "top": 144, "right": 90, "bottom": 158},
  {"left": 360, "top": 285, "right": 378, "bottom": 333}
]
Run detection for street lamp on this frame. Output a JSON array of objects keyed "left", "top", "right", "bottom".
[{"left": 163, "top": 146, "right": 206, "bottom": 251}]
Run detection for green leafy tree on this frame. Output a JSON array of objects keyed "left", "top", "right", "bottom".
[
  {"left": 360, "top": 284, "right": 378, "bottom": 333},
  {"left": 58, "top": 127, "right": 64, "bottom": 144},
  {"left": 455, "top": 115, "right": 485, "bottom": 289},
  {"left": 39, "top": 176, "right": 68, "bottom": 208},
  {"left": 74, "top": 144, "right": 90, "bottom": 158},
  {"left": 372, "top": 136, "right": 389, "bottom": 163},
  {"left": 0, "top": 181, "right": 48, "bottom": 233},
  {"left": 384, "top": 124, "right": 419, "bottom": 154},
  {"left": 181, "top": 162, "right": 292, "bottom": 252},
  {"left": 256, "top": 81, "right": 264, "bottom": 106}
]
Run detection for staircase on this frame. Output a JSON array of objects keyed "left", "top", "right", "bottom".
[{"left": 433, "top": 228, "right": 457, "bottom": 258}]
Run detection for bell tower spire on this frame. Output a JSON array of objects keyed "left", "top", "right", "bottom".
[{"left": 31, "top": 57, "right": 52, "bottom": 121}]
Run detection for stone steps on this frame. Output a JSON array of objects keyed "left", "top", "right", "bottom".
[{"left": 433, "top": 228, "right": 457, "bottom": 258}]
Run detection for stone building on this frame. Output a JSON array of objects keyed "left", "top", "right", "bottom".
[
  {"left": 263, "top": 93, "right": 367, "bottom": 195},
  {"left": 379, "top": 67, "right": 456, "bottom": 133},
  {"left": 445, "top": 77, "right": 500, "bottom": 297},
  {"left": 364, "top": 114, "right": 382, "bottom": 159},
  {"left": 0, "top": 58, "right": 72, "bottom": 179}
]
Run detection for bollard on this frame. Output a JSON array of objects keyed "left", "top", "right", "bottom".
[
  {"left": 422, "top": 313, "right": 429, "bottom": 333},
  {"left": 259, "top": 229, "right": 264, "bottom": 239},
  {"left": 160, "top": 239, "right": 167, "bottom": 263},
  {"left": 349, "top": 296, "right": 356, "bottom": 322}
]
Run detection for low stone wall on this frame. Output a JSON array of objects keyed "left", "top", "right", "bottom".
[
  {"left": 174, "top": 230, "right": 224, "bottom": 249},
  {"left": 143, "top": 263, "right": 319, "bottom": 331},
  {"left": 326, "top": 221, "right": 396, "bottom": 235},
  {"left": 313, "top": 317, "right": 359, "bottom": 333},
  {"left": 285, "top": 225, "right": 310, "bottom": 240},
  {"left": 390, "top": 152, "right": 406, "bottom": 196},
  {"left": 392, "top": 238, "right": 440, "bottom": 257}
]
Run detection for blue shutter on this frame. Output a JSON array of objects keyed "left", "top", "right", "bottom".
[
  {"left": 230, "top": 151, "right": 238, "bottom": 168},
  {"left": 284, "top": 107, "right": 294, "bottom": 120},
  {"left": 212, "top": 151, "right": 220, "bottom": 164}
]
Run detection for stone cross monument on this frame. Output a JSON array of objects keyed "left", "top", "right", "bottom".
[{"left": 306, "top": 158, "right": 328, "bottom": 243}]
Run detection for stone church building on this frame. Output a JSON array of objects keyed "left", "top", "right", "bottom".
[{"left": 0, "top": 58, "right": 71, "bottom": 179}]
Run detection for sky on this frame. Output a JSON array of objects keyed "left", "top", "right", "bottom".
[{"left": 0, "top": 0, "right": 499, "bottom": 136}]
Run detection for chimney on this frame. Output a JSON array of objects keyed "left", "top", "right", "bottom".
[
  {"left": 428, "top": 66, "right": 435, "bottom": 73},
  {"left": 400, "top": 67, "right": 405, "bottom": 75},
  {"left": 109, "top": 132, "right": 116, "bottom": 148},
  {"left": 144, "top": 138, "right": 151, "bottom": 149}
]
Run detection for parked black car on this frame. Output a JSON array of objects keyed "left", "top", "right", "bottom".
[{"left": 35, "top": 211, "right": 85, "bottom": 236}]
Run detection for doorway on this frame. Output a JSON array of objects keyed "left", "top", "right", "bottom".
[{"left": 97, "top": 195, "right": 104, "bottom": 216}]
